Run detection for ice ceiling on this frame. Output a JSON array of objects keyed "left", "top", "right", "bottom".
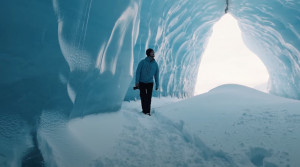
[{"left": 1, "top": 0, "right": 300, "bottom": 119}]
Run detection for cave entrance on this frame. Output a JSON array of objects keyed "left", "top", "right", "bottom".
[{"left": 194, "top": 14, "right": 270, "bottom": 95}]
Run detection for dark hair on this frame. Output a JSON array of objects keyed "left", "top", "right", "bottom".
[{"left": 146, "top": 48, "right": 154, "bottom": 56}]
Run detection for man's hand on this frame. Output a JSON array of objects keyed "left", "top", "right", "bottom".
[{"left": 133, "top": 83, "right": 140, "bottom": 90}]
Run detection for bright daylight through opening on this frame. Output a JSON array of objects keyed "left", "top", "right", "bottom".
[{"left": 194, "top": 14, "right": 270, "bottom": 95}]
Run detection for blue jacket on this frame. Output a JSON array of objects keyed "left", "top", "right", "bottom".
[{"left": 135, "top": 57, "right": 159, "bottom": 89}]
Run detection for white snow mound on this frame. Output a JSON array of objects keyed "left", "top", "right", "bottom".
[{"left": 38, "top": 84, "right": 300, "bottom": 167}]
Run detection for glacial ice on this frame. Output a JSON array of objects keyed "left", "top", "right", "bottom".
[
  {"left": 1, "top": 0, "right": 299, "bottom": 116},
  {"left": 0, "top": 0, "right": 300, "bottom": 166},
  {"left": 230, "top": 0, "right": 300, "bottom": 99}
]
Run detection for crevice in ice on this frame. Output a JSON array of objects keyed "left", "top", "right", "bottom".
[
  {"left": 225, "top": 0, "right": 229, "bottom": 13},
  {"left": 21, "top": 131, "right": 44, "bottom": 167}
]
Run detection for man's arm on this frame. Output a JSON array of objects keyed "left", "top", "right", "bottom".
[
  {"left": 154, "top": 63, "right": 159, "bottom": 90},
  {"left": 135, "top": 61, "right": 143, "bottom": 86}
]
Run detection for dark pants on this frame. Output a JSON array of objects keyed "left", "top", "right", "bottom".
[{"left": 139, "top": 82, "right": 153, "bottom": 114}]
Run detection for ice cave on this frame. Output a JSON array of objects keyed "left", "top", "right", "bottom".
[{"left": 1, "top": 0, "right": 300, "bottom": 166}]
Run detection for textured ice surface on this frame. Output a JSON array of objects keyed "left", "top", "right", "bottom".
[
  {"left": 1, "top": 0, "right": 300, "bottom": 166},
  {"left": 230, "top": 0, "right": 300, "bottom": 99}
]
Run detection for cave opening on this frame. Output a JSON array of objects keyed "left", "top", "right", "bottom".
[{"left": 194, "top": 14, "right": 270, "bottom": 95}]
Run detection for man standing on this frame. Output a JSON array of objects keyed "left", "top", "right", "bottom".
[{"left": 135, "top": 48, "right": 159, "bottom": 116}]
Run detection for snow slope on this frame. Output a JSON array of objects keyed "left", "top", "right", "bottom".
[{"left": 38, "top": 84, "right": 300, "bottom": 167}]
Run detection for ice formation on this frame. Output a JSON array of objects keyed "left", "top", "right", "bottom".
[
  {"left": 0, "top": 0, "right": 300, "bottom": 166},
  {"left": 1, "top": 0, "right": 299, "bottom": 116}
]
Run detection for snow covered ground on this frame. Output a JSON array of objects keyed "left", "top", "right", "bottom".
[{"left": 38, "top": 84, "right": 300, "bottom": 167}]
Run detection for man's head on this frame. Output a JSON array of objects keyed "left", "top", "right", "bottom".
[{"left": 146, "top": 48, "right": 155, "bottom": 60}]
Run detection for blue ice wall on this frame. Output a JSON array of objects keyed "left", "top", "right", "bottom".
[
  {"left": 230, "top": 0, "right": 300, "bottom": 99},
  {"left": 0, "top": 1, "right": 71, "bottom": 165},
  {"left": 53, "top": 0, "right": 141, "bottom": 117}
]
